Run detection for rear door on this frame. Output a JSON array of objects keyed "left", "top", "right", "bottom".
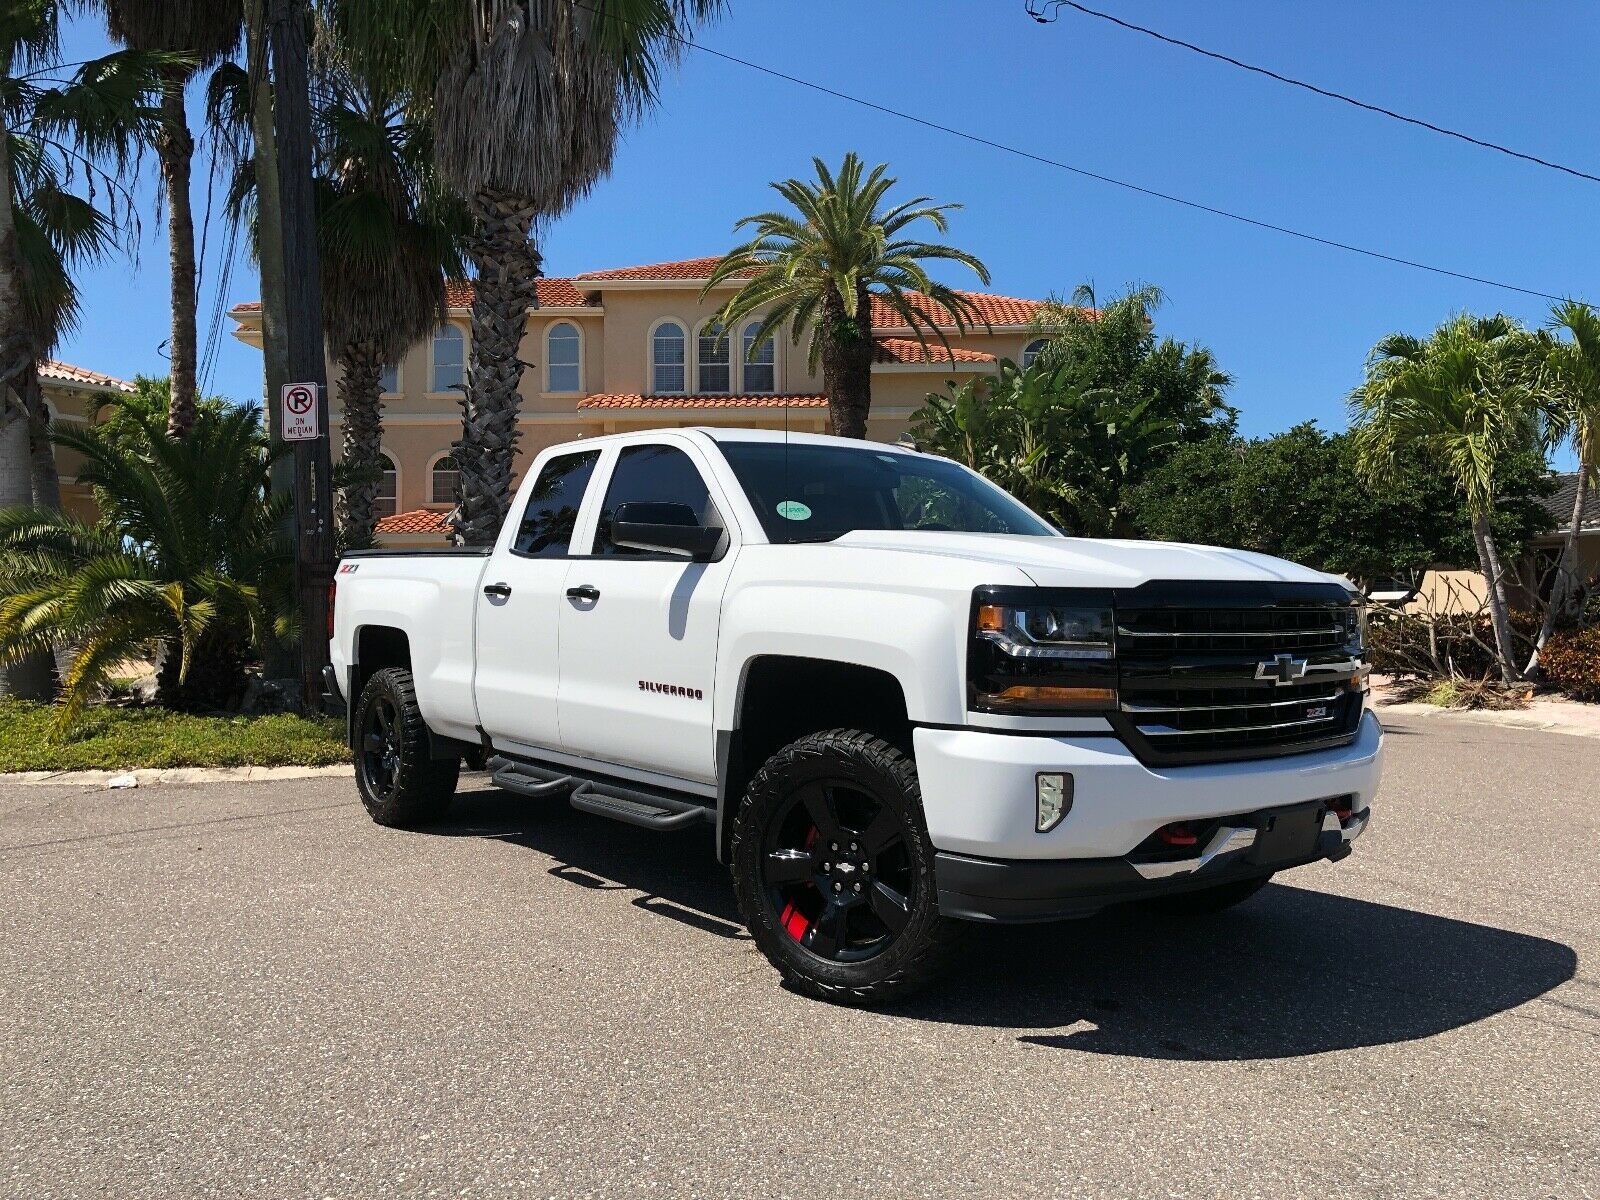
[
  {"left": 473, "top": 447, "right": 602, "bottom": 755},
  {"left": 556, "top": 439, "right": 737, "bottom": 786}
]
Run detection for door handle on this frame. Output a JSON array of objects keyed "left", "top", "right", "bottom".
[
  {"left": 482, "top": 582, "right": 513, "bottom": 599},
  {"left": 566, "top": 584, "right": 600, "bottom": 602}
]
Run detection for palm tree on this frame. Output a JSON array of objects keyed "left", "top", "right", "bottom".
[
  {"left": 1525, "top": 300, "right": 1600, "bottom": 670},
  {"left": 703, "top": 153, "right": 990, "bottom": 439},
  {"left": 101, "top": 0, "right": 241, "bottom": 439},
  {"left": 331, "top": 0, "right": 725, "bottom": 545},
  {"left": 0, "top": 399, "right": 291, "bottom": 730},
  {"left": 1350, "top": 314, "right": 1537, "bottom": 683}
]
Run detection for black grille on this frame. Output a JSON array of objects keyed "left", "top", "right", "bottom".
[{"left": 1114, "top": 602, "right": 1364, "bottom": 765}]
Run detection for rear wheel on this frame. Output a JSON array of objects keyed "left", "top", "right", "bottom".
[
  {"left": 731, "top": 729, "right": 962, "bottom": 1005},
  {"left": 1142, "top": 872, "right": 1274, "bottom": 916},
  {"left": 353, "top": 667, "right": 459, "bottom": 827}
]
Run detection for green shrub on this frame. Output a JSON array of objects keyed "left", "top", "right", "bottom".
[{"left": 1540, "top": 626, "right": 1600, "bottom": 702}]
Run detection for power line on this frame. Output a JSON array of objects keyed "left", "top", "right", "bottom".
[
  {"left": 1025, "top": 0, "right": 1600, "bottom": 187},
  {"left": 571, "top": 0, "right": 1563, "bottom": 302}
]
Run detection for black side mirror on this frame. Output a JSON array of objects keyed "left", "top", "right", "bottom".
[{"left": 611, "top": 501, "right": 723, "bottom": 560}]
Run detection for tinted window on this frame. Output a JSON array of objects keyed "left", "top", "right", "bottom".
[
  {"left": 717, "top": 442, "right": 1056, "bottom": 543},
  {"left": 595, "top": 445, "right": 717, "bottom": 557},
  {"left": 512, "top": 450, "right": 600, "bottom": 557}
]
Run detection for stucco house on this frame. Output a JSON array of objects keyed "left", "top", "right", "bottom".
[
  {"left": 228, "top": 256, "right": 1051, "bottom": 544},
  {"left": 36, "top": 359, "right": 137, "bottom": 523}
]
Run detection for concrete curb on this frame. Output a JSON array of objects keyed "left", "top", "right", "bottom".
[
  {"left": 0, "top": 764, "right": 355, "bottom": 788},
  {"left": 1376, "top": 701, "right": 1600, "bottom": 741}
]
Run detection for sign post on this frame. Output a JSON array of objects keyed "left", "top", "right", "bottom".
[{"left": 283, "top": 381, "right": 334, "bottom": 707}]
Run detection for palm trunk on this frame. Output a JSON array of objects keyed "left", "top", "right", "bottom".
[
  {"left": 454, "top": 188, "right": 540, "bottom": 546},
  {"left": 820, "top": 284, "right": 874, "bottom": 439},
  {"left": 1471, "top": 510, "right": 1521, "bottom": 684},
  {"left": 1527, "top": 469, "right": 1589, "bottom": 675},
  {"left": 336, "top": 342, "right": 384, "bottom": 549},
  {"left": 20, "top": 363, "right": 62, "bottom": 510},
  {"left": 157, "top": 70, "right": 200, "bottom": 439},
  {"left": 0, "top": 408, "right": 55, "bottom": 701},
  {"left": 0, "top": 119, "right": 32, "bottom": 413}
]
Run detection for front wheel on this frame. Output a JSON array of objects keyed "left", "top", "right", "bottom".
[
  {"left": 731, "top": 729, "right": 963, "bottom": 1005},
  {"left": 353, "top": 667, "right": 459, "bottom": 827}
]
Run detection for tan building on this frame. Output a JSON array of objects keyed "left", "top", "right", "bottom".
[
  {"left": 228, "top": 256, "right": 1050, "bottom": 543},
  {"left": 37, "top": 359, "right": 137, "bottom": 523}
]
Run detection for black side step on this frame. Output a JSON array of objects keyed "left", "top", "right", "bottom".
[{"left": 487, "top": 755, "right": 714, "bottom": 832}]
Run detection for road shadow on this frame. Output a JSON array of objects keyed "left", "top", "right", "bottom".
[{"left": 426, "top": 781, "right": 1578, "bottom": 1061}]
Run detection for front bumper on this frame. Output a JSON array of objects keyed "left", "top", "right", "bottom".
[{"left": 913, "top": 709, "right": 1383, "bottom": 921}]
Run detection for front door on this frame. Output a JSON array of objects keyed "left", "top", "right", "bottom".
[
  {"left": 473, "top": 447, "right": 602, "bottom": 755},
  {"left": 557, "top": 440, "right": 736, "bottom": 786}
]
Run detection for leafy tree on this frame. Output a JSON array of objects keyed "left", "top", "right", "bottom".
[
  {"left": 1349, "top": 314, "right": 1541, "bottom": 682},
  {"left": 100, "top": 0, "right": 241, "bottom": 438},
  {"left": 330, "top": 0, "right": 726, "bottom": 546},
  {"left": 0, "top": 398, "right": 291, "bottom": 730},
  {"left": 1027, "top": 283, "right": 1236, "bottom": 446},
  {"left": 705, "top": 153, "right": 990, "bottom": 439},
  {"left": 1125, "top": 423, "right": 1553, "bottom": 587}
]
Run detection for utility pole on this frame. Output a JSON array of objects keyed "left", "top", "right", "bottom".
[{"left": 266, "top": 0, "right": 333, "bottom": 708}]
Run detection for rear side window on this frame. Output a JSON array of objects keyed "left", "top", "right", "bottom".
[
  {"left": 594, "top": 444, "right": 717, "bottom": 557},
  {"left": 512, "top": 450, "right": 600, "bottom": 557}
]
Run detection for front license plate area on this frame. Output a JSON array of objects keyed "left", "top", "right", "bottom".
[{"left": 1249, "top": 801, "right": 1325, "bottom": 868}]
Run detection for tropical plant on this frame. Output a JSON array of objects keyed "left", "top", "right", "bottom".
[
  {"left": 211, "top": 49, "right": 466, "bottom": 547},
  {"left": 1349, "top": 314, "right": 1540, "bottom": 682},
  {"left": 1026, "top": 283, "right": 1236, "bottom": 444},
  {"left": 0, "top": 397, "right": 291, "bottom": 730},
  {"left": 704, "top": 152, "right": 990, "bottom": 440},
  {"left": 1525, "top": 299, "right": 1600, "bottom": 670},
  {"left": 1, "top": 0, "right": 167, "bottom": 697},
  {"left": 912, "top": 356, "right": 1182, "bottom": 536},
  {"left": 100, "top": 0, "right": 241, "bottom": 438},
  {"left": 330, "top": 0, "right": 726, "bottom": 545}
]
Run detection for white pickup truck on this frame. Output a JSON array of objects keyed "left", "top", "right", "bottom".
[{"left": 327, "top": 428, "right": 1383, "bottom": 1004}]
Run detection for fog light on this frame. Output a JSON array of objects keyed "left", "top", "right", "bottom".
[{"left": 1035, "top": 772, "right": 1072, "bottom": 833}]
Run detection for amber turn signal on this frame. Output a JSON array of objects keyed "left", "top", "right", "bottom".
[{"left": 982, "top": 685, "right": 1117, "bottom": 711}]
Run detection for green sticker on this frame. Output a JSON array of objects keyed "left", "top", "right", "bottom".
[{"left": 776, "top": 500, "right": 812, "bottom": 521}]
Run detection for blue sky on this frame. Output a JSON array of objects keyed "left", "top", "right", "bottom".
[{"left": 53, "top": 0, "right": 1596, "bottom": 460}]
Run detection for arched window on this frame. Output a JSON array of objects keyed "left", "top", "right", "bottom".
[
  {"left": 1021, "top": 337, "right": 1048, "bottom": 368},
  {"left": 378, "top": 362, "right": 401, "bottom": 394},
  {"left": 697, "top": 321, "right": 730, "bottom": 394},
  {"left": 374, "top": 454, "right": 398, "bottom": 519},
  {"left": 429, "top": 454, "right": 458, "bottom": 505},
  {"left": 431, "top": 324, "right": 465, "bottom": 393},
  {"left": 547, "top": 322, "right": 581, "bottom": 392},
  {"left": 651, "top": 321, "right": 686, "bottom": 394},
  {"left": 742, "top": 322, "right": 775, "bottom": 393}
]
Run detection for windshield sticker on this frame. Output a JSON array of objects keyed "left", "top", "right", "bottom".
[{"left": 776, "top": 500, "right": 812, "bottom": 521}]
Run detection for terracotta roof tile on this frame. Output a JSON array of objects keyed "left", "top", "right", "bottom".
[
  {"left": 39, "top": 359, "right": 136, "bottom": 392},
  {"left": 233, "top": 277, "right": 592, "bottom": 314},
  {"left": 577, "top": 393, "right": 828, "bottom": 410},
  {"left": 573, "top": 256, "right": 743, "bottom": 281},
  {"left": 870, "top": 290, "right": 1046, "bottom": 330},
  {"left": 373, "top": 508, "right": 451, "bottom": 535},
  {"left": 872, "top": 337, "right": 995, "bottom": 365}
]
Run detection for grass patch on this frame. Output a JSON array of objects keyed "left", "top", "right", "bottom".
[{"left": 0, "top": 699, "right": 349, "bottom": 773}]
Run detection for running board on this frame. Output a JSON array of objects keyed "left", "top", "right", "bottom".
[{"left": 486, "top": 755, "right": 714, "bottom": 832}]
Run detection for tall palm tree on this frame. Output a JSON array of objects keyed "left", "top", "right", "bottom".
[
  {"left": 101, "top": 0, "right": 241, "bottom": 439},
  {"left": 1, "top": 2, "right": 165, "bottom": 697},
  {"left": 703, "top": 153, "right": 990, "bottom": 439},
  {"left": 331, "top": 0, "right": 725, "bottom": 545},
  {"left": 1350, "top": 314, "right": 1537, "bottom": 683},
  {"left": 1525, "top": 299, "right": 1600, "bottom": 669}
]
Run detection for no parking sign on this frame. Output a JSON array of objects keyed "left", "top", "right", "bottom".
[{"left": 281, "top": 382, "right": 319, "bottom": 441}]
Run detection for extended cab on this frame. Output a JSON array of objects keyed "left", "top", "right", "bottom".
[{"left": 328, "top": 428, "right": 1383, "bottom": 1004}]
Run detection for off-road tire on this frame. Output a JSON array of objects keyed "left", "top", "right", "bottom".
[
  {"left": 731, "top": 729, "right": 964, "bottom": 1006},
  {"left": 1143, "top": 872, "right": 1274, "bottom": 916},
  {"left": 353, "top": 667, "right": 459, "bottom": 827}
]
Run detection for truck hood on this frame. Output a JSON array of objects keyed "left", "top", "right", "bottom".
[{"left": 829, "top": 531, "right": 1347, "bottom": 590}]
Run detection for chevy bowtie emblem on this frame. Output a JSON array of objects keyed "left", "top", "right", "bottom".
[{"left": 1256, "top": 653, "right": 1310, "bottom": 685}]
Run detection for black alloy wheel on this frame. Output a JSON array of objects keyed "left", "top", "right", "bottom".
[
  {"left": 360, "top": 693, "right": 403, "bottom": 801},
  {"left": 352, "top": 667, "right": 459, "bottom": 827}
]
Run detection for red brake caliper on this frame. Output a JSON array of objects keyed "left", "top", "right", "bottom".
[{"left": 780, "top": 827, "right": 820, "bottom": 940}]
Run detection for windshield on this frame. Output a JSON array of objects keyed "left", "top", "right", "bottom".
[{"left": 716, "top": 441, "right": 1058, "bottom": 543}]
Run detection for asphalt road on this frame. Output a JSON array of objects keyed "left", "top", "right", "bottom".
[{"left": 2, "top": 715, "right": 1596, "bottom": 1199}]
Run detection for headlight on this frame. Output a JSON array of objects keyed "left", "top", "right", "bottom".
[
  {"left": 975, "top": 603, "right": 1115, "bottom": 660},
  {"left": 1342, "top": 602, "right": 1368, "bottom": 654},
  {"left": 969, "top": 589, "right": 1117, "bottom": 714}
]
